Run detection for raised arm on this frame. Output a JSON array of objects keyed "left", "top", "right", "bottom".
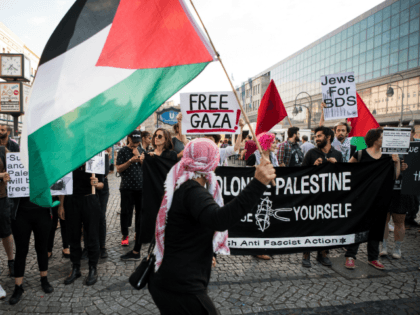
[
  {"left": 319, "top": 102, "right": 326, "bottom": 127},
  {"left": 233, "top": 119, "right": 245, "bottom": 153},
  {"left": 176, "top": 113, "right": 188, "bottom": 145}
]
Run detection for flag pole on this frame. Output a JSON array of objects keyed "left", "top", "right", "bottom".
[
  {"left": 287, "top": 116, "right": 293, "bottom": 127},
  {"left": 188, "top": 0, "right": 264, "bottom": 156}
]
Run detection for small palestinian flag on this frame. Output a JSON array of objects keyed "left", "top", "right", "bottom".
[
  {"left": 347, "top": 93, "right": 380, "bottom": 151},
  {"left": 23, "top": 0, "right": 217, "bottom": 207}
]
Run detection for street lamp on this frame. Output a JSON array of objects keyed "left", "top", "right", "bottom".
[
  {"left": 294, "top": 92, "right": 313, "bottom": 129},
  {"left": 386, "top": 73, "right": 404, "bottom": 126}
]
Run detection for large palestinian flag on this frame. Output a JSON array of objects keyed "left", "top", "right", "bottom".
[{"left": 24, "top": 0, "right": 217, "bottom": 207}]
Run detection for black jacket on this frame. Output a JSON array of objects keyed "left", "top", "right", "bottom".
[{"left": 302, "top": 146, "right": 344, "bottom": 166}]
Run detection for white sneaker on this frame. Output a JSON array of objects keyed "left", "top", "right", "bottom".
[
  {"left": 392, "top": 247, "right": 402, "bottom": 259},
  {"left": 379, "top": 249, "right": 388, "bottom": 256},
  {"left": 0, "top": 285, "right": 6, "bottom": 300},
  {"left": 388, "top": 223, "right": 394, "bottom": 232}
]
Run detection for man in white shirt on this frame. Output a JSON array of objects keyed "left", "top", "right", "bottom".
[
  {"left": 300, "top": 135, "right": 315, "bottom": 156},
  {"left": 204, "top": 119, "right": 245, "bottom": 166}
]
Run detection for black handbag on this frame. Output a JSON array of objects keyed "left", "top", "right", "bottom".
[{"left": 128, "top": 239, "right": 155, "bottom": 290}]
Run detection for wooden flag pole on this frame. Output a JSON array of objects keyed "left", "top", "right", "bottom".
[
  {"left": 287, "top": 116, "right": 293, "bottom": 127},
  {"left": 188, "top": 0, "right": 264, "bottom": 156},
  {"left": 92, "top": 173, "right": 96, "bottom": 195}
]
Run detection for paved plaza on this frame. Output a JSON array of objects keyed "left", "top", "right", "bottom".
[{"left": 1, "top": 174, "right": 420, "bottom": 315}]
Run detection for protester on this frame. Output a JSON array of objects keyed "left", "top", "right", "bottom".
[
  {"left": 149, "top": 128, "right": 178, "bottom": 160},
  {"left": 277, "top": 127, "right": 304, "bottom": 167},
  {"left": 116, "top": 131, "right": 145, "bottom": 247},
  {"left": 118, "top": 132, "right": 148, "bottom": 261},
  {"left": 300, "top": 135, "right": 315, "bottom": 156},
  {"left": 0, "top": 124, "right": 19, "bottom": 152},
  {"left": 141, "top": 131, "right": 152, "bottom": 152},
  {"left": 319, "top": 104, "right": 357, "bottom": 162},
  {"left": 9, "top": 197, "right": 54, "bottom": 304},
  {"left": 300, "top": 126, "right": 343, "bottom": 268},
  {"left": 0, "top": 146, "right": 13, "bottom": 302},
  {"left": 246, "top": 132, "right": 279, "bottom": 167},
  {"left": 172, "top": 114, "right": 188, "bottom": 160},
  {"left": 404, "top": 127, "right": 420, "bottom": 228},
  {"left": 241, "top": 135, "right": 257, "bottom": 161},
  {"left": 204, "top": 119, "right": 245, "bottom": 166},
  {"left": 148, "top": 138, "right": 275, "bottom": 315},
  {"left": 346, "top": 128, "right": 401, "bottom": 270},
  {"left": 59, "top": 164, "right": 104, "bottom": 286},
  {"left": 47, "top": 199, "right": 70, "bottom": 259}
]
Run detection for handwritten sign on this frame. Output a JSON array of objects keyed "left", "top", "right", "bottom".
[
  {"left": 381, "top": 127, "right": 411, "bottom": 154},
  {"left": 180, "top": 92, "right": 241, "bottom": 135},
  {"left": 321, "top": 72, "right": 357, "bottom": 120},
  {"left": 85, "top": 151, "right": 105, "bottom": 175},
  {"left": 6, "top": 152, "right": 73, "bottom": 198}
]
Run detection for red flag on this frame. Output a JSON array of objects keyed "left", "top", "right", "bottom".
[
  {"left": 255, "top": 80, "right": 287, "bottom": 135},
  {"left": 347, "top": 93, "right": 380, "bottom": 137}
]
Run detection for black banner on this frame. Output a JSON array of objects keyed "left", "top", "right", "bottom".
[
  {"left": 140, "top": 155, "right": 177, "bottom": 243},
  {"left": 215, "top": 159, "right": 394, "bottom": 255},
  {"left": 401, "top": 142, "right": 420, "bottom": 195}
]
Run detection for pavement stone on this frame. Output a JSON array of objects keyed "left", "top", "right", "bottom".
[{"left": 1, "top": 174, "right": 420, "bottom": 314}]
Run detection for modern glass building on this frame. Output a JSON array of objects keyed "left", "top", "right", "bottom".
[{"left": 240, "top": 0, "right": 420, "bottom": 130}]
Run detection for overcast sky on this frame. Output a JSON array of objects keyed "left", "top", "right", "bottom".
[{"left": 1, "top": 0, "right": 384, "bottom": 103}]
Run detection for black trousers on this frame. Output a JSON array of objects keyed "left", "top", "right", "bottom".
[
  {"left": 120, "top": 190, "right": 142, "bottom": 237},
  {"left": 98, "top": 192, "right": 109, "bottom": 248},
  {"left": 48, "top": 206, "right": 69, "bottom": 252},
  {"left": 345, "top": 240, "right": 380, "bottom": 261},
  {"left": 149, "top": 275, "right": 219, "bottom": 315},
  {"left": 11, "top": 207, "right": 52, "bottom": 278},
  {"left": 65, "top": 194, "right": 100, "bottom": 267}
]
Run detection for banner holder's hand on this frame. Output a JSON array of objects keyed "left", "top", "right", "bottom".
[
  {"left": 91, "top": 174, "right": 96, "bottom": 195},
  {"left": 255, "top": 156, "right": 276, "bottom": 186}
]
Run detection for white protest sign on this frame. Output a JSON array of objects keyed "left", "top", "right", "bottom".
[
  {"left": 381, "top": 127, "right": 411, "bottom": 154},
  {"left": 6, "top": 152, "right": 73, "bottom": 198},
  {"left": 321, "top": 72, "right": 357, "bottom": 121},
  {"left": 85, "top": 151, "right": 105, "bottom": 175},
  {"left": 180, "top": 92, "right": 241, "bottom": 135}
]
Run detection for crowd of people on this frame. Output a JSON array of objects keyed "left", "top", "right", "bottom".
[{"left": 0, "top": 111, "right": 419, "bottom": 313}]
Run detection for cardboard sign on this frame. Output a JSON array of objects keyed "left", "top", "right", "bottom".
[
  {"left": 321, "top": 72, "right": 357, "bottom": 120},
  {"left": 85, "top": 151, "right": 105, "bottom": 175},
  {"left": 381, "top": 127, "right": 411, "bottom": 154},
  {"left": 180, "top": 92, "right": 241, "bottom": 135},
  {"left": 6, "top": 152, "right": 73, "bottom": 198},
  {"left": 401, "top": 142, "right": 420, "bottom": 195}
]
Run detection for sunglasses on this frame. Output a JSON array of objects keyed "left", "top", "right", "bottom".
[{"left": 154, "top": 134, "right": 164, "bottom": 139}]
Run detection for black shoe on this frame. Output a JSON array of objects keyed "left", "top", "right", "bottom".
[
  {"left": 100, "top": 248, "right": 108, "bottom": 259},
  {"left": 40, "top": 277, "right": 54, "bottom": 294},
  {"left": 120, "top": 250, "right": 140, "bottom": 261},
  {"left": 85, "top": 266, "right": 97, "bottom": 286},
  {"left": 317, "top": 253, "right": 332, "bottom": 266},
  {"left": 8, "top": 260, "right": 14, "bottom": 277},
  {"left": 64, "top": 265, "right": 81, "bottom": 285},
  {"left": 81, "top": 248, "right": 88, "bottom": 260},
  {"left": 406, "top": 219, "right": 420, "bottom": 227},
  {"left": 9, "top": 285, "right": 24, "bottom": 305},
  {"left": 302, "top": 252, "right": 311, "bottom": 268}
]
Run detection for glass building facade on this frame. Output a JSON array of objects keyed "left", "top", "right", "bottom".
[{"left": 269, "top": 0, "right": 420, "bottom": 104}]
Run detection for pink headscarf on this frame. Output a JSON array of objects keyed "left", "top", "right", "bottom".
[
  {"left": 154, "top": 138, "right": 230, "bottom": 271},
  {"left": 256, "top": 132, "right": 275, "bottom": 151}
]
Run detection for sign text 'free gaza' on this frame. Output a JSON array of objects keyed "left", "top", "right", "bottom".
[
  {"left": 180, "top": 92, "right": 241, "bottom": 135},
  {"left": 321, "top": 72, "right": 357, "bottom": 121}
]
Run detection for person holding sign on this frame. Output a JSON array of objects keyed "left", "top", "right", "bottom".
[
  {"left": 59, "top": 164, "right": 104, "bottom": 286},
  {"left": 301, "top": 126, "right": 343, "bottom": 268},
  {"left": 0, "top": 146, "right": 14, "bottom": 281},
  {"left": 148, "top": 138, "right": 275, "bottom": 315},
  {"left": 346, "top": 128, "right": 402, "bottom": 270},
  {"left": 172, "top": 114, "right": 189, "bottom": 160}
]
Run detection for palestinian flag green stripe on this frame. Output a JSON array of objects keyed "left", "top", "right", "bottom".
[{"left": 28, "top": 62, "right": 208, "bottom": 206}]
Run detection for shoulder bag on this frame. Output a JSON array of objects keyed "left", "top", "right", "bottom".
[{"left": 128, "top": 239, "right": 155, "bottom": 290}]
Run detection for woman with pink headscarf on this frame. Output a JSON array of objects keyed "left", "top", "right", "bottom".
[
  {"left": 246, "top": 132, "right": 279, "bottom": 167},
  {"left": 148, "top": 138, "right": 275, "bottom": 315}
]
